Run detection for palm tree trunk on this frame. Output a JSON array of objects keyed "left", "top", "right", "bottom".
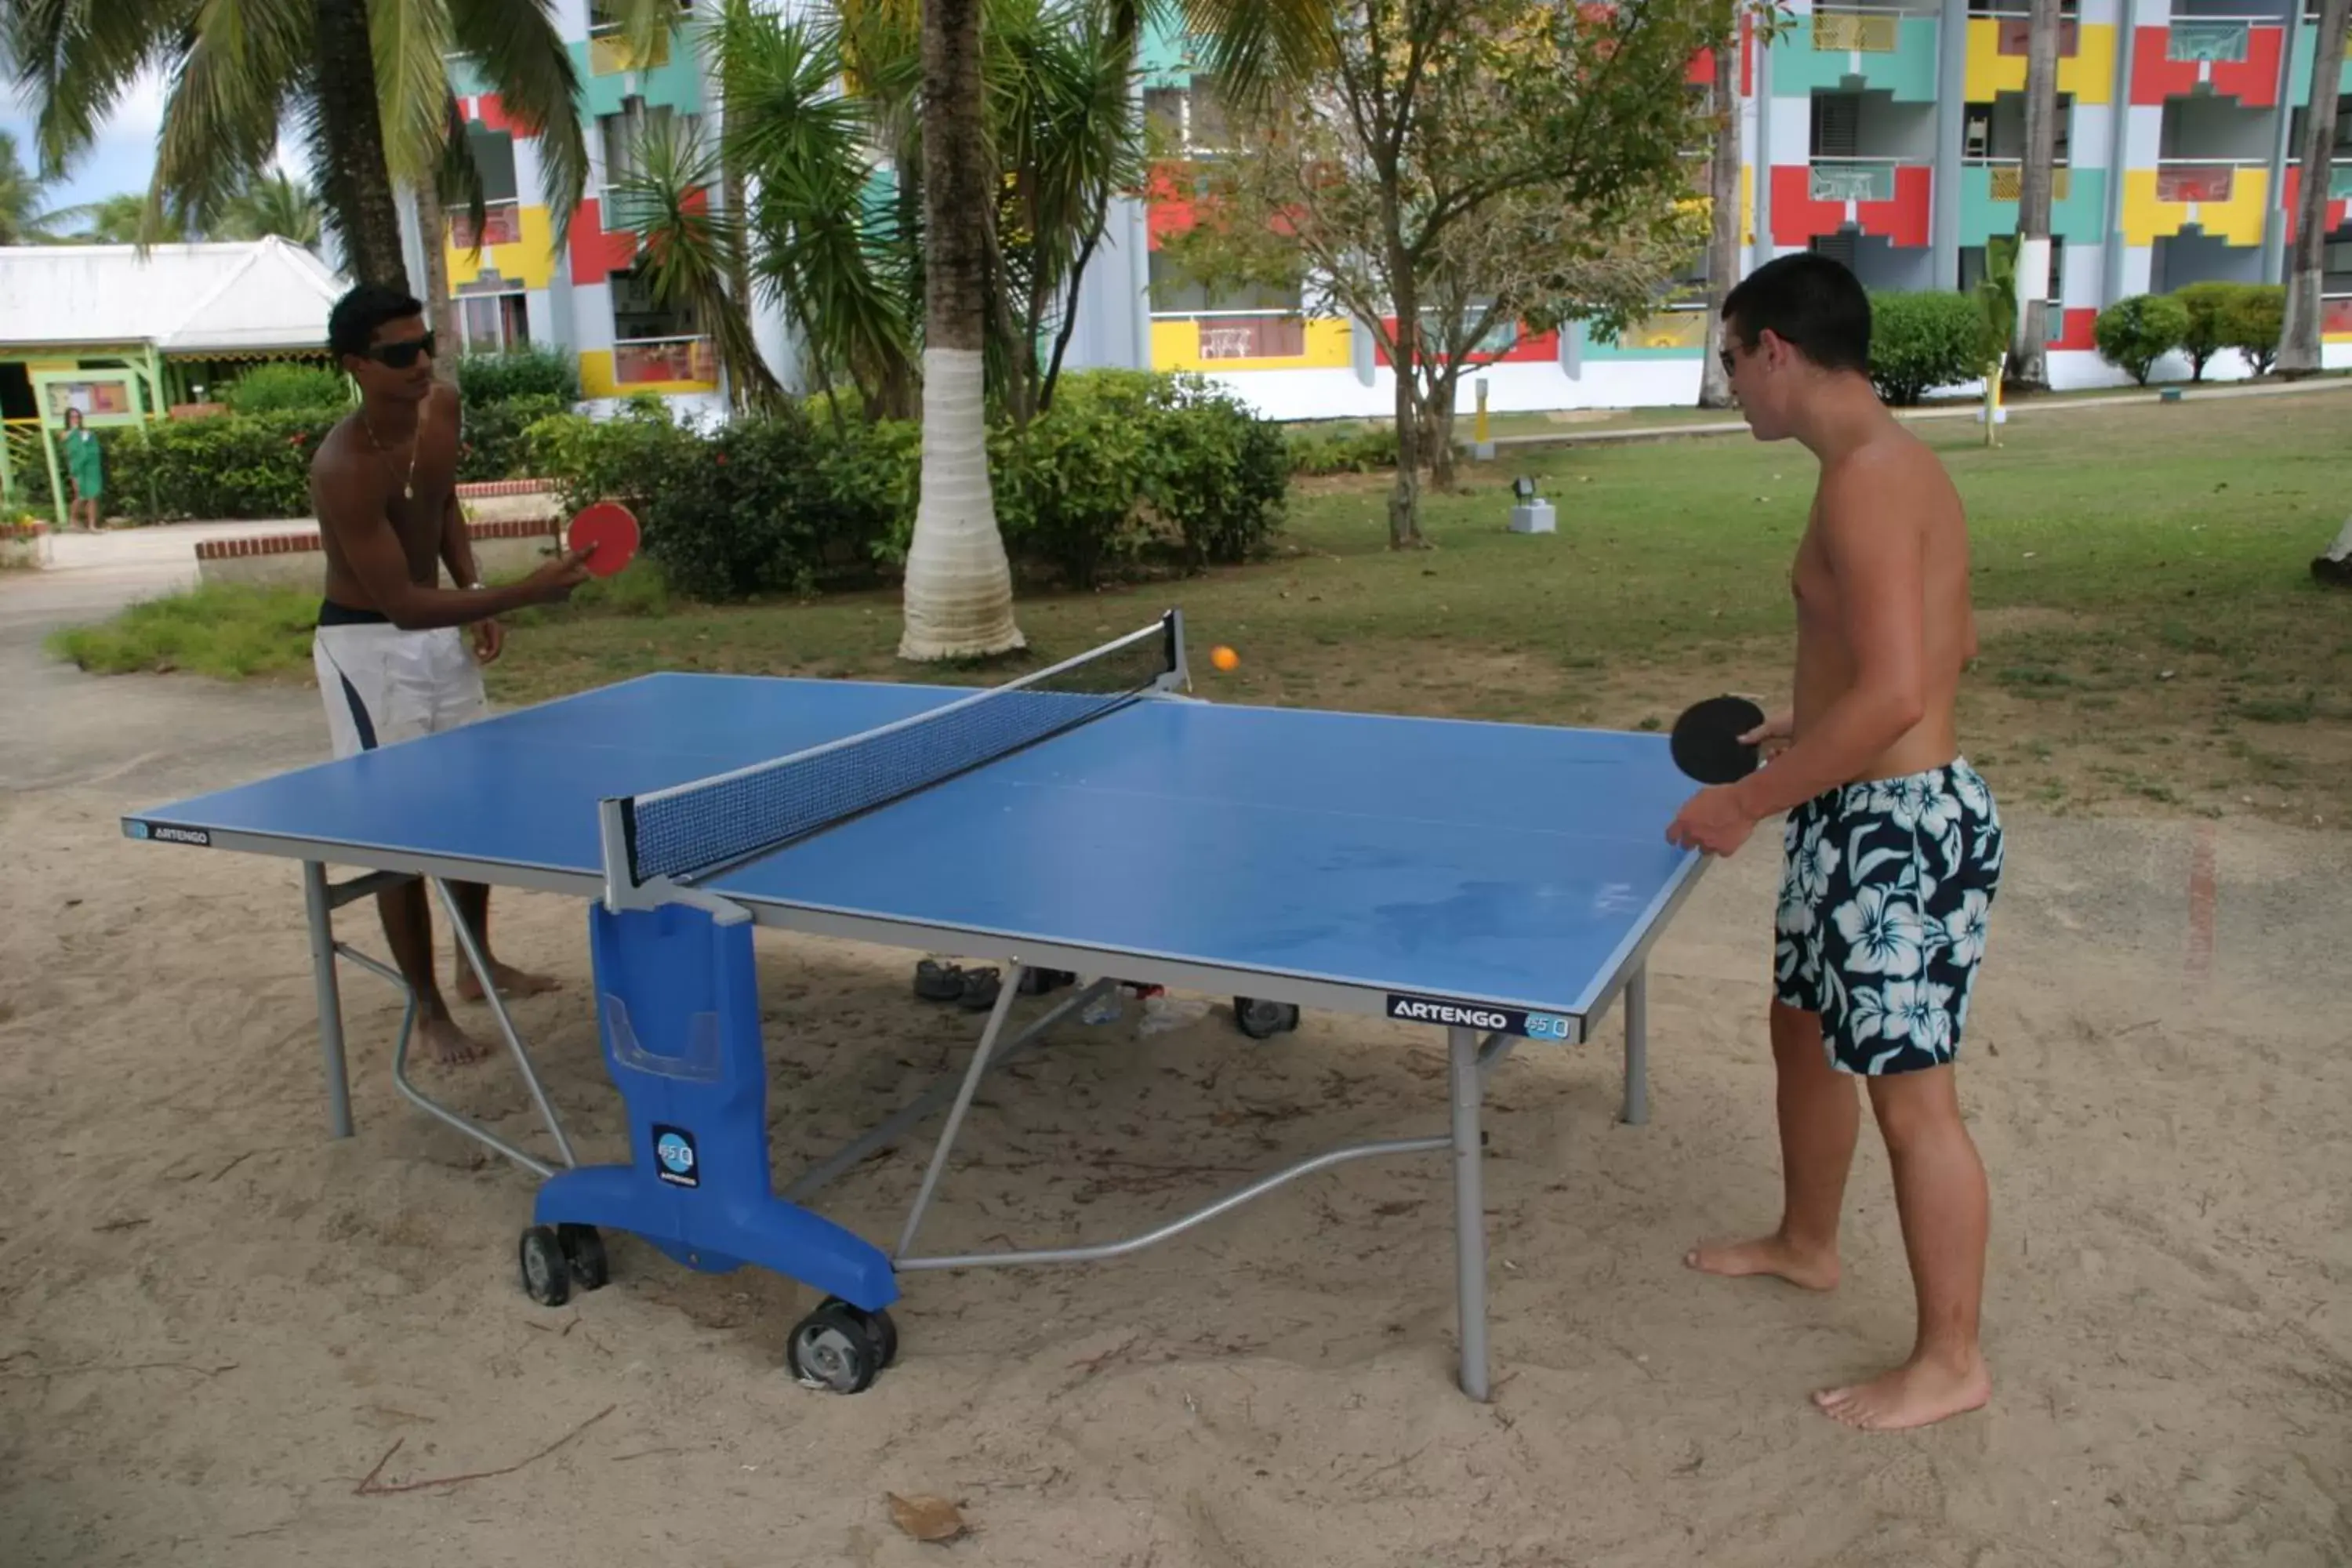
[
  {"left": 1698, "top": 36, "right": 1740, "bottom": 409},
  {"left": 2013, "top": 0, "right": 2061, "bottom": 390},
  {"left": 2281, "top": 0, "right": 2350, "bottom": 377},
  {"left": 313, "top": 0, "right": 412, "bottom": 289},
  {"left": 414, "top": 183, "right": 462, "bottom": 383},
  {"left": 899, "top": 0, "right": 1024, "bottom": 659},
  {"left": 724, "top": 159, "right": 754, "bottom": 408}
]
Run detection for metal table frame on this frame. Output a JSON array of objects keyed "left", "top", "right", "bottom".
[{"left": 288, "top": 846, "right": 1693, "bottom": 1402}]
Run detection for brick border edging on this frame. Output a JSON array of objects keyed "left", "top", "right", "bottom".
[
  {"left": 194, "top": 514, "right": 554, "bottom": 561},
  {"left": 4, "top": 521, "right": 50, "bottom": 540},
  {"left": 455, "top": 478, "right": 559, "bottom": 499}
]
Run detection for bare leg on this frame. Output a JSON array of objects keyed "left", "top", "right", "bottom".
[
  {"left": 445, "top": 881, "right": 560, "bottom": 1002},
  {"left": 377, "top": 881, "right": 485, "bottom": 1065},
  {"left": 1686, "top": 1000, "right": 1854, "bottom": 1290},
  {"left": 1813, "top": 1063, "right": 1991, "bottom": 1432}
]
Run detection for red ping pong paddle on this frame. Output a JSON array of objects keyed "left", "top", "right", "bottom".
[
  {"left": 1669, "top": 694, "right": 1766, "bottom": 785},
  {"left": 567, "top": 501, "right": 640, "bottom": 579}
]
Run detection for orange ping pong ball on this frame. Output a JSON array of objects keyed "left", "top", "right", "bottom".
[{"left": 1210, "top": 644, "right": 1240, "bottom": 672}]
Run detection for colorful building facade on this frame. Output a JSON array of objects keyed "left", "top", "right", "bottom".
[
  {"left": 423, "top": 0, "right": 2350, "bottom": 421},
  {"left": 428, "top": 0, "right": 725, "bottom": 412},
  {"left": 1125, "top": 0, "right": 2352, "bottom": 417}
]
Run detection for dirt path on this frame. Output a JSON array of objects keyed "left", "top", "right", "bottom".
[{"left": 2, "top": 600, "right": 2347, "bottom": 1567}]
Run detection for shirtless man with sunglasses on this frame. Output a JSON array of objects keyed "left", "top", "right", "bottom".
[{"left": 307, "top": 283, "right": 594, "bottom": 1065}]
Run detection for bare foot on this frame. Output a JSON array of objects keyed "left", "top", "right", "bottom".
[
  {"left": 417, "top": 1014, "right": 488, "bottom": 1066},
  {"left": 456, "top": 961, "right": 561, "bottom": 1004},
  {"left": 1813, "top": 1352, "right": 1991, "bottom": 1432},
  {"left": 1683, "top": 1233, "right": 1840, "bottom": 1291}
]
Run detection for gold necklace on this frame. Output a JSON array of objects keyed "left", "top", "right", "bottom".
[{"left": 360, "top": 405, "right": 423, "bottom": 500}]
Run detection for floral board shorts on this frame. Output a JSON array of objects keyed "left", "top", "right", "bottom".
[{"left": 1774, "top": 759, "right": 2003, "bottom": 1076}]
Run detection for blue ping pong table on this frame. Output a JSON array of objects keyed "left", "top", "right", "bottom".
[{"left": 123, "top": 610, "right": 1708, "bottom": 1400}]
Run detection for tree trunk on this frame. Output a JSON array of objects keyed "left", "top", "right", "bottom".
[
  {"left": 1387, "top": 313, "right": 1423, "bottom": 547},
  {"left": 2281, "top": 0, "right": 2350, "bottom": 377},
  {"left": 724, "top": 158, "right": 754, "bottom": 408},
  {"left": 312, "top": 0, "right": 411, "bottom": 290},
  {"left": 1697, "top": 34, "right": 1740, "bottom": 409},
  {"left": 2013, "top": 0, "right": 2062, "bottom": 390},
  {"left": 1425, "top": 373, "right": 1457, "bottom": 491},
  {"left": 898, "top": 0, "right": 1025, "bottom": 659},
  {"left": 414, "top": 183, "right": 462, "bottom": 384},
  {"left": 1382, "top": 177, "right": 1424, "bottom": 549}
]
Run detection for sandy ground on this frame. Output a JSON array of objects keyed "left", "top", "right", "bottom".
[{"left": 2, "top": 556, "right": 2348, "bottom": 1567}]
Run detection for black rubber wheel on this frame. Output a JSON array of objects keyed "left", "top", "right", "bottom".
[
  {"left": 518, "top": 1225, "right": 571, "bottom": 1307},
  {"left": 786, "top": 1303, "right": 882, "bottom": 1393},
  {"left": 557, "top": 1223, "right": 609, "bottom": 1290},
  {"left": 825, "top": 1298, "right": 898, "bottom": 1368},
  {"left": 1234, "top": 997, "right": 1298, "bottom": 1040}
]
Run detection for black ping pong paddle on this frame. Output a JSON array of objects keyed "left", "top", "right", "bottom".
[{"left": 1669, "top": 695, "right": 1766, "bottom": 785}]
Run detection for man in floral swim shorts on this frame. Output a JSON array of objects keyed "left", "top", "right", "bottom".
[{"left": 1665, "top": 253, "right": 2005, "bottom": 1433}]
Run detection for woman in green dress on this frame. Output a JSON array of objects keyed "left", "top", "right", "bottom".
[{"left": 60, "top": 408, "right": 103, "bottom": 531}]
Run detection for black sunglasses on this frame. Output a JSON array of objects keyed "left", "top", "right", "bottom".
[{"left": 364, "top": 331, "right": 438, "bottom": 368}]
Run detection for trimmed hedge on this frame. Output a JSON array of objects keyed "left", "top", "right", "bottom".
[
  {"left": 101, "top": 409, "right": 339, "bottom": 522},
  {"left": 2094, "top": 294, "right": 2193, "bottom": 386},
  {"left": 524, "top": 371, "right": 1290, "bottom": 601},
  {"left": 458, "top": 346, "right": 581, "bottom": 407},
  {"left": 458, "top": 394, "right": 568, "bottom": 483},
  {"left": 1866, "top": 291, "right": 1995, "bottom": 406}
]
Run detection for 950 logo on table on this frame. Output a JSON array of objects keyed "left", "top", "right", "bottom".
[{"left": 1385, "top": 993, "right": 1575, "bottom": 1041}]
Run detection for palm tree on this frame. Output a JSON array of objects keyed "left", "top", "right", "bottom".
[
  {"left": 1697, "top": 34, "right": 1740, "bottom": 409},
  {"left": 4, "top": 0, "right": 590, "bottom": 291},
  {"left": 50, "top": 191, "right": 205, "bottom": 244},
  {"left": 0, "top": 130, "right": 68, "bottom": 244},
  {"left": 2012, "top": 0, "right": 2063, "bottom": 390},
  {"left": 608, "top": 114, "right": 786, "bottom": 412},
  {"left": 895, "top": 0, "right": 1335, "bottom": 661},
  {"left": 2281, "top": 0, "right": 2350, "bottom": 376},
  {"left": 214, "top": 169, "right": 328, "bottom": 247}
]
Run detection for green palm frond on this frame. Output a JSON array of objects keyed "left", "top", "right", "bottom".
[
  {"left": 610, "top": 116, "right": 786, "bottom": 414},
  {"left": 715, "top": 0, "right": 918, "bottom": 416},
  {"left": 215, "top": 168, "right": 325, "bottom": 245},
  {"left": 0, "top": 129, "right": 72, "bottom": 243},
  {"left": 1170, "top": 0, "right": 1337, "bottom": 116},
  {"left": 371, "top": 0, "right": 460, "bottom": 185},
  {"left": 5, "top": 0, "right": 194, "bottom": 178},
  {"left": 148, "top": 0, "right": 314, "bottom": 242},
  {"left": 448, "top": 0, "right": 591, "bottom": 253}
]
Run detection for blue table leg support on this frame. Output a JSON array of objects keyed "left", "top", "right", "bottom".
[{"left": 521, "top": 901, "right": 900, "bottom": 1387}]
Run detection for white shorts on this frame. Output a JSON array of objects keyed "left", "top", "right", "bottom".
[{"left": 313, "top": 617, "right": 488, "bottom": 759}]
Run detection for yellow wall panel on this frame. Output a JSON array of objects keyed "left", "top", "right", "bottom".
[
  {"left": 1966, "top": 21, "right": 2115, "bottom": 104},
  {"left": 446, "top": 205, "right": 557, "bottom": 292},
  {"left": 577, "top": 349, "right": 717, "bottom": 398},
  {"left": 1151, "top": 316, "right": 1352, "bottom": 372},
  {"left": 2122, "top": 167, "right": 2270, "bottom": 247},
  {"left": 579, "top": 350, "right": 619, "bottom": 398}
]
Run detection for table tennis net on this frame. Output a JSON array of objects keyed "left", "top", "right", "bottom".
[{"left": 617, "top": 614, "right": 1178, "bottom": 887}]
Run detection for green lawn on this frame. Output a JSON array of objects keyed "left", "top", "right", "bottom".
[{"left": 48, "top": 390, "right": 2352, "bottom": 826}]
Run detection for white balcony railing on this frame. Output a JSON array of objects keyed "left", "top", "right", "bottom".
[
  {"left": 613, "top": 336, "right": 716, "bottom": 386},
  {"left": 1969, "top": 158, "right": 2076, "bottom": 201},
  {"left": 2166, "top": 16, "right": 2256, "bottom": 64},
  {"left": 448, "top": 198, "right": 521, "bottom": 249},
  {"left": 1809, "top": 156, "right": 1922, "bottom": 203},
  {"left": 2154, "top": 158, "right": 2267, "bottom": 203},
  {"left": 1811, "top": 7, "right": 1909, "bottom": 52},
  {"left": 1152, "top": 309, "right": 1306, "bottom": 360}
]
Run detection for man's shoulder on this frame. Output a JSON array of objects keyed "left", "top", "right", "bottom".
[
  {"left": 307, "top": 417, "right": 379, "bottom": 506},
  {"left": 1824, "top": 429, "right": 1952, "bottom": 507}
]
